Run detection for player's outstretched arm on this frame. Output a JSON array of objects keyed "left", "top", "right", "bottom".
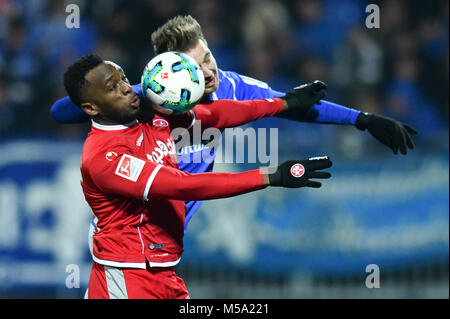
[
  {"left": 228, "top": 72, "right": 362, "bottom": 125},
  {"left": 50, "top": 96, "right": 90, "bottom": 123},
  {"left": 190, "top": 97, "right": 287, "bottom": 130},
  {"left": 260, "top": 80, "right": 418, "bottom": 155},
  {"left": 231, "top": 74, "right": 418, "bottom": 155},
  {"left": 189, "top": 82, "right": 348, "bottom": 131},
  {"left": 87, "top": 147, "right": 332, "bottom": 202},
  {"left": 149, "top": 156, "right": 332, "bottom": 200}
]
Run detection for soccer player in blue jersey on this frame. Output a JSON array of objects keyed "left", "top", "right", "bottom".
[{"left": 50, "top": 15, "right": 417, "bottom": 232}]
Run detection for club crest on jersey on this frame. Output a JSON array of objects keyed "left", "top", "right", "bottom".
[
  {"left": 105, "top": 151, "right": 118, "bottom": 161},
  {"left": 115, "top": 154, "right": 145, "bottom": 182},
  {"left": 153, "top": 119, "right": 169, "bottom": 127},
  {"left": 290, "top": 163, "right": 305, "bottom": 178}
]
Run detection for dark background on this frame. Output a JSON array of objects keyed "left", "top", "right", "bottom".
[{"left": 0, "top": 0, "right": 448, "bottom": 140}]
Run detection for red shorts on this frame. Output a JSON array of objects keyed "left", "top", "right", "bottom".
[{"left": 86, "top": 261, "right": 189, "bottom": 299}]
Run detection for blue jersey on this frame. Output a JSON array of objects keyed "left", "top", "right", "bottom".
[
  {"left": 180, "top": 70, "right": 286, "bottom": 230},
  {"left": 50, "top": 68, "right": 360, "bottom": 232}
]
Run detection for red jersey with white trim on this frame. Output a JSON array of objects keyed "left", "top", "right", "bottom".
[
  {"left": 81, "top": 115, "right": 190, "bottom": 268},
  {"left": 80, "top": 98, "right": 283, "bottom": 269}
]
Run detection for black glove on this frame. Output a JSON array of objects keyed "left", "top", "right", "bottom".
[
  {"left": 355, "top": 112, "right": 418, "bottom": 155},
  {"left": 279, "top": 80, "right": 328, "bottom": 121},
  {"left": 269, "top": 156, "right": 332, "bottom": 188}
]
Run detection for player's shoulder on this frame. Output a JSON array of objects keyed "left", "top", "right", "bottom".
[
  {"left": 219, "top": 69, "right": 269, "bottom": 89},
  {"left": 82, "top": 125, "right": 140, "bottom": 166}
]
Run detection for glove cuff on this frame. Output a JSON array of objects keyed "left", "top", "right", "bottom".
[
  {"left": 280, "top": 92, "right": 299, "bottom": 111},
  {"left": 355, "top": 112, "right": 371, "bottom": 131},
  {"left": 268, "top": 167, "right": 282, "bottom": 187}
]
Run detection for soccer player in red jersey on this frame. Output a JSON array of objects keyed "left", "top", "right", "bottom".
[{"left": 64, "top": 54, "right": 333, "bottom": 299}]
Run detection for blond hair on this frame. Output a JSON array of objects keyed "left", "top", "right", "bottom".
[{"left": 151, "top": 15, "right": 207, "bottom": 54}]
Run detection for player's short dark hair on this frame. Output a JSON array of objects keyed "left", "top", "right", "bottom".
[
  {"left": 151, "top": 15, "right": 207, "bottom": 55},
  {"left": 63, "top": 54, "right": 104, "bottom": 106}
]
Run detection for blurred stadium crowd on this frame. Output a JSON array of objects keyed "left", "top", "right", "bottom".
[
  {"left": 0, "top": 0, "right": 448, "bottom": 299},
  {"left": 0, "top": 0, "right": 448, "bottom": 141}
]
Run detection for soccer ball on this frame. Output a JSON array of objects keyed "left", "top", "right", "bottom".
[{"left": 141, "top": 51, "right": 205, "bottom": 114}]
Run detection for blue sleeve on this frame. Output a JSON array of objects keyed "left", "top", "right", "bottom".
[
  {"left": 50, "top": 96, "right": 89, "bottom": 123},
  {"left": 224, "top": 71, "right": 360, "bottom": 125},
  {"left": 50, "top": 84, "right": 143, "bottom": 123},
  {"left": 306, "top": 100, "right": 360, "bottom": 125},
  {"left": 132, "top": 83, "right": 143, "bottom": 97}
]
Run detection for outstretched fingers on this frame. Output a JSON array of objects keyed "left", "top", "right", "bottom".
[
  {"left": 403, "top": 124, "right": 418, "bottom": 135},
  {"left": 306, "top": 158, "right": 333, "bottom": 171},
  {"left": 307, "top": 171, "right": 331, "bottom": 179},
  {"left": 305, "top": 180, "right": 322, "bottom": 188},
  {"left": 404, "top": 128, "right": 415, "bottom": 149},
  {"left": 312, "top": 80, "right": 328, "bottom": 91},
  {"left": 398, "top": 127, "right": 408, "bottom": 155}
]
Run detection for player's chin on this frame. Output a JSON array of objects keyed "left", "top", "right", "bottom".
[
  {"left": 128, "top": 100, "right": 141, "bottom": 114},
  {"left": 203, "top": 82, "right": 219, "bottom": 95},
  {"left": 128, "top": 104, "right": 140, "bottom": 115}
]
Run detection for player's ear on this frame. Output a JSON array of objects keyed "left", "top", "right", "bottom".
[{"left": 81, "top": 102, "right": 101, "bottom": 117}]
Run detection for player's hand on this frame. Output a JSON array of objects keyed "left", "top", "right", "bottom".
[
  {"left": 355, "top": 112, "right": 418, "bottom": 155},
  {"left": 269, "top": 156, "right": 332, "bottom": 188},
  {"left": 281, "top": 80, "right": 328, "bottom": 114}
]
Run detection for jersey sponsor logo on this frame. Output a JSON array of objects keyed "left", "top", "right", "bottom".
[
  {"left": 146, "top": 138, "right": 176, "bottom": 164},
  {"left": 161, "top": 72, "right": 169, "bottom": 79},
  {"left": 290, "top": 163, "right": 305, "bottom": 178},
  {"left": 115, "top": 154, "right": 145, "bottom": 182},
  {"left": 309, "top": 156, "right": 329, "bottom": 161},
  {"left": 177, "top": 142, "right": 211, "bottom": 155},
  {"left": 105, "top": 151, "right": 118, "bottom": 161},
  {"left": 153, "top": 119, "right": 169, "bottom": 127}
]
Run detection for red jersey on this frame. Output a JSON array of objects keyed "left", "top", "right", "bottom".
[{"left": 80, "top": 98, "right": 283, "bottom": 269}]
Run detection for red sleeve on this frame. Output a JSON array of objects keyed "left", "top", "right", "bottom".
[
  {"left": 149, "top": 166, "right": 267, "bottom": 201},
  {"left": 83, "top": 146, "right": 266, "bottom": 201},
  {"left": 83, "top": 147, "right": 163, "bottom": 201},
  {"left": 191, "top": 98, "right": 284, "bottom": 129},
  {"left": 83, "top": 144, "right": 267, "bottom": 201}
]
